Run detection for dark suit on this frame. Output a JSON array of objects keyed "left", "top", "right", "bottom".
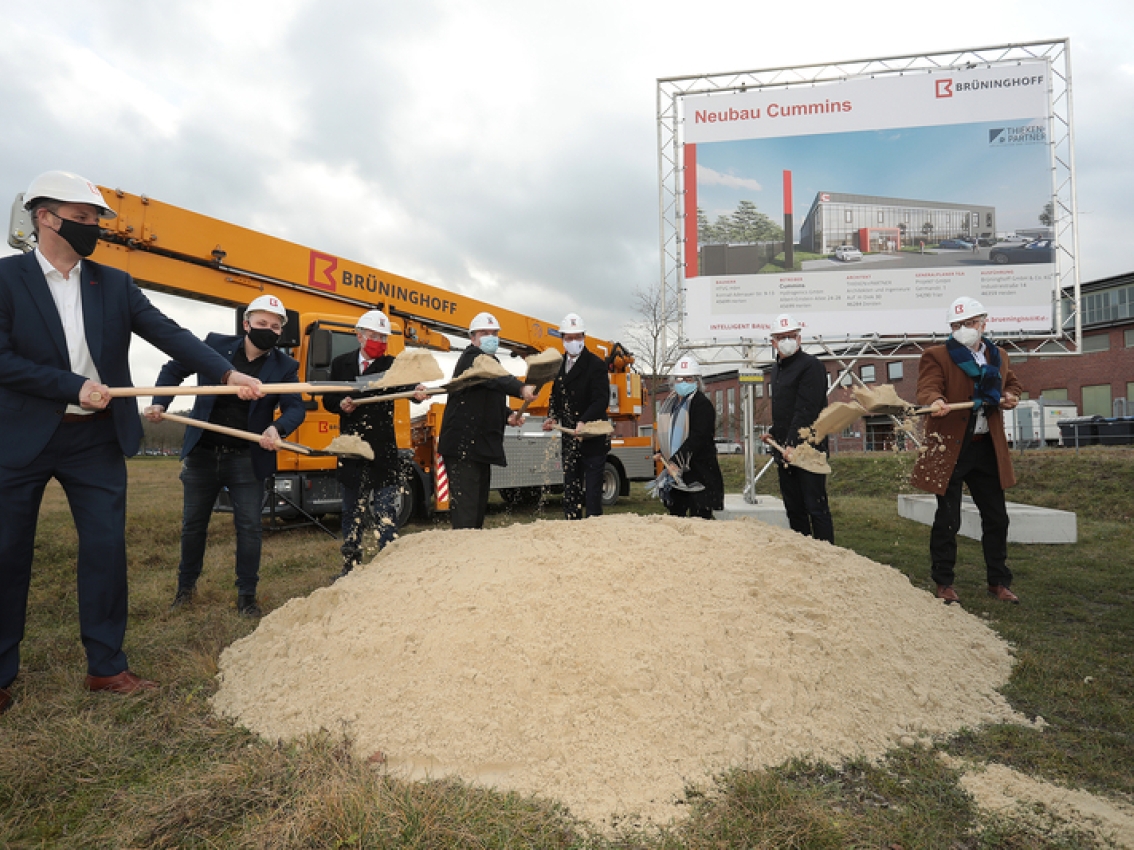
[
  {"left": 152, "top": 333, "right": 303, "bottom": 596},
  {"left": 548, "top": 347, "right": 610, "bottom": 519},
  {"left": 0, "top": 251, "right": 234, "bottom": 686},
  {"left": 322, "top": 350, "right": 406, "bottom": 569},
  {"left": 437, "top": 345, "right": 525, "bottom": 529}
]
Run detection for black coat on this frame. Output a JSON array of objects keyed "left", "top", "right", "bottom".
[
  {"left": 661, "top": 390, "right": 724, "bottom": 511},
  {"left": 770, "top": 349, "right": 829, "bottom": 451},
  {"left": 437, "top": 346, "right": 525, "bottom": 466},
  {"left": 548, "top": 347, "right": 610, "bottom": 459},
  {"left": 321, "top": 351, "right": 404, "bottom": 489}
]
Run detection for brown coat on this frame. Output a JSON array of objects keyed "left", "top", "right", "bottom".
[{"left": 909, "top": 344, "right": 1022, "bottom": 496}]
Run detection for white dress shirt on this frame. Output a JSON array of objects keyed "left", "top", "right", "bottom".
[{"left": 36, "top": 249, "right": 102, "bottom": 415}]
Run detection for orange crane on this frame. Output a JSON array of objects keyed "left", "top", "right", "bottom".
[{"left": 8, "top": 187, "right": 654, "bottom": 524}]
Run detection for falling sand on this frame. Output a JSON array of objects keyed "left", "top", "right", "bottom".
[
  {"left": 212, "top": 514, "right": 1036, "bottom": 828},
  {"left": 786, "top": 441, "right": 831, "bottom": 474},
  {"left": 805, "top": 401, "right": 867, "bottom": 443}
]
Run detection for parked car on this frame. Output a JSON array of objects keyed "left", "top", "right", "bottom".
[
  {"left": 976, "top": 237, "right": 996, "bottom": 247},
  {"left": 714, "top": 439, "right": 743, "bottom": 455},
  {"left": 834, "top": 245, "right": 863, "bottom": 262},
  {"left": 989, "top": 239, "right": 1055, "bottom": 265},
  {"left": 937, "top": 238, "right": 974, "bottom": 250}
]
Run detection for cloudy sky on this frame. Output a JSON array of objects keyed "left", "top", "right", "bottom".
[{"left": 2, "top": 0, "right": 1131, "bottom": 386}]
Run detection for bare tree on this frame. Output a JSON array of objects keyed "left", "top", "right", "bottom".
[{"left": 621, "top": 282, "right": 683, "bottom": 423}]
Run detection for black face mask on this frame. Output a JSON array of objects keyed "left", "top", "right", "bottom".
[
  {"left": 54, "top": 217, "right": 102, "bottom": 257},
  {"left": 246, "top": 327, "right": 280, "bottom": 351}
]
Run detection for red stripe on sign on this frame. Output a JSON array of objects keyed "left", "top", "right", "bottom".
[
  {"left": 783, "top": 170, "right": 793, "bottom": 215},
  {"left": 684, "top": 143, "right": 698, "bottom": 280}
]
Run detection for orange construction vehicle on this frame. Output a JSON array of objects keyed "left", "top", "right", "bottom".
[{"left": 7, "top": 186, "right": 654, "bottom": 526}]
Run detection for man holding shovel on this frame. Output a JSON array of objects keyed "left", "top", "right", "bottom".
[
  {"left": 912, "top": 297, "right": 1021, "bottom": 605},
  {"left": 0, "top": 170, "right": 263, "bottom": 709},
  {"left": 322, "top": 310, "right": 428, "bottom": 578},
  {"left": 145, "top": 294, "right": 306, "bottom": 617},
  {"left": 769, "top": 314, "right": 835, "bottom": 544},
  {"left": 438, "top": 312, "right": 537, "bottom": 529},
  {"left": 543, "top": 313, "right": 610, "bottom": 519}
]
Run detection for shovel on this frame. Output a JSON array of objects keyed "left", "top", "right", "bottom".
[
  {"left": 350, "top": 369, "right": 504, "bottom": 407},
  {"left": 92, "top": 378, "right": 394, "bottom": 403},
  {"left": 158, "top": 412, "right": 373, "bottom": 459},
  {"left": 514, "top": 348, "right": 565, "bottom": 418},
  {"left": 760, "top": 434, "right": 831, "bottom": 475},
  {"left": 853, "top": 384, "right": 979, "bottom": 417},
  {"left": 549, "top": 420, "right": 613, "bottom": 438}
]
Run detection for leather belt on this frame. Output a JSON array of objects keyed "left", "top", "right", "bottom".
[{"left": 61, "top": 410, "right": 112, "bottom": 423}]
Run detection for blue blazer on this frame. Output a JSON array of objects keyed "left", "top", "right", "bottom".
[
  {"left": 152, "top": 333, "right": 305, "bottom": 481},
  {"left": 0, "top": 252, "right": 233, "bottom": 470}
]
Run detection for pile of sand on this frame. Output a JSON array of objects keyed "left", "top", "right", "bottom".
[{"left": 213, "top": 514, "right": 1032, "bottom": 827}]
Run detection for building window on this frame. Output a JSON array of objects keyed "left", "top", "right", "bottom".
[
  {"left": 1081, "top": 384, "right": 1112, "bottom": 418},
  {"left": 1125, "top": 329, "right": 1134, "bottom": 348},
  {"left": 861, "top": 365, "right": 876, "bottom": 383},
  {"left": 1082, "top": 333, "right": 1111, "bottom": 353},
  {"left": 753, "top": 382, "right": 764, "bottom": 398},
  {"left": 886, "top": 362, "right": 903, "bottom": 381},
  {"left": 1041, "top": 388, "right": 1069, "bottom": 401},
  {"left": 845, "top": 209, "right": 853, "bottom": 223},
  {"left": 877, "top": 211, "right": 884, "bottom": 223}
]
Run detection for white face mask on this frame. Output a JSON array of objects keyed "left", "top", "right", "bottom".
[
  {"left": 775, "top": 337, "right": 799, "bottom": 359},
  {"left": 564, "top": 339, "right": 584, "bottom": 357},
  {"left": 952, "top": 326, "right": 981, "bottom": 349}
]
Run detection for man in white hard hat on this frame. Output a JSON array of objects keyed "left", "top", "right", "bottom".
[
  {"left": 911, "top": 297, "right": 1022, "bottom": 605},
  {"left": 542, "top": 313, "right": 611, "bottom": 519},
  {"left": 768, "top": 314, "right": 835, "bottom": 543},
  {"left": 145, "top": 294, "right": 306, "bottom": 617},
  {"left": 0, "top": 170, "right": 262, "bottom": 709},
  {"left": 322, "top": 310, "right": 428, "bottom": 577},
  {"left": 438, "top": 312, "right": 537, "bottom": 528}
]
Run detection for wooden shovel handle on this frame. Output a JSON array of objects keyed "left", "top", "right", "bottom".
[
  {"left": 352, "top": 387, "right": 445, "bottom": 407},
  {"left": 91, "top": 382, "right": 350, "bottom": 403},
  {"left": 158, "top": 411, "right": 309, "bottom": 454},
  {"left": 910, "top": 401, "right": 977, "bottom": 416}
]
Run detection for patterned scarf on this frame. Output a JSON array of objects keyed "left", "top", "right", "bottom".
[{"left": 946, "top": 337, "right": 1002, "bottom": 410}]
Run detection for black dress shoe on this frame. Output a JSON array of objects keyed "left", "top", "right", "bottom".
[
  {"left": 237, "top": 594, "right": 262, "bottom": 618},
  {"left": 85, "top": 671, "right": 158, "bottom": 693},
  {"left": 0, "top": 686, "right": 12, "bottom": 714},
  {"left": 170, "top": 584, "right": 196, "bottom": 610}
]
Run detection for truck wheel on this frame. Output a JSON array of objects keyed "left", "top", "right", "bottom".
[
  {"left": 394, "top": 476, "right": 421, "bottom": 528},
  {"left": 601, "top": 462, "right": 623, "bottom": 508}
]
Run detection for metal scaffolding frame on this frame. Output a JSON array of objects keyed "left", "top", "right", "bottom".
[{"left": 656, "top": 39, "right": 1080, "bottom": 372}]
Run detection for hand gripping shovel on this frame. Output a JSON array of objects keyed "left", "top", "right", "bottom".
[
  {"left": 760, "top": 435, "right": 831, "bottom": 475},
  {"left": 158, "top": 412, "right": 373, "bottom": 459},
  {"left": 852, "top": 384, "right": 975, "bottom": 417}
]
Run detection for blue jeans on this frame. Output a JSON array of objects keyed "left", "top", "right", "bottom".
[
  {"left": 340, "top": 482, "right": 397, "bottom": 571},
  {"left": 179, "top": 448, "right": 264, "bottom": 595}
]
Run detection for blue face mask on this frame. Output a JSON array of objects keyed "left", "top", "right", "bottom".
[
  {"left": 478, "top": 334, "right": 500, "bottom": 356},
  {"left": 675, "top": 381, "right": 696, "bottom": 398}
]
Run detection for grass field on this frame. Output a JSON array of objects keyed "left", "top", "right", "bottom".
[{"left": 1, "top": 448, "right": 1132, "bottom": 848}]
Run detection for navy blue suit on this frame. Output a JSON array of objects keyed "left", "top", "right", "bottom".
[
  {"left": 152, "top": 332, "right": 305, "bottom": 481},
  {"left": 0, "top": 251, "right": 234, "bottom": 687}
]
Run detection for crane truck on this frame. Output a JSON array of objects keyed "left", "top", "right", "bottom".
[{"left": 7, "top": 186, "right": 655, "bottom": 527}]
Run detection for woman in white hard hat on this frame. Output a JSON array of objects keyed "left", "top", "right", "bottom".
[
  {"left": 437, "top": 313, "right": 537, "bottom": 529},
  {"left": 652, "top": 355, "right": 724, "bottom": 519},
  {"left": 146, "top": 294, "right": 306, "bottom": 618},
  {"left": 912, "top": 296, "right": 1022, "bottom": 605}
]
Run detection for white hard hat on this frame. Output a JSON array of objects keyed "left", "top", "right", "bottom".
[
  {"left": 559, "top": 312, "right": 586, "bottom": 334},
  {"left": 246, "top": 294, "right": 288, "bottom": 324},
  {"left": 24, "top": 170, "right": 116, "bottom": 219},
  {"left": 773, "top": 313, "right": 801, "bottom": 335},
  {"left": 356, "top": 309, "right": 391, "bottom": 335},
  {"left": 469, "top": 312, "right": 501, "bottom": 333},
  {"left": 949, "top": 297, "right": 987, "bottom": 323},
  {"left": 670, "top": 355, "right": 702, "bottom": 377}
]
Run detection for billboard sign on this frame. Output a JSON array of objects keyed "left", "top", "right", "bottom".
[{"left": 679, "top": 58, "right": 1061, "bottom": 342}]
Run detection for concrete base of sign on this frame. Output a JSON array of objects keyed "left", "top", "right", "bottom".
[
  {"left": 714, "top": 493, "right": 791, "bottom": 528},
  {"left": 897, "top": 494, "right": 1077, "bottom": 544}
]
